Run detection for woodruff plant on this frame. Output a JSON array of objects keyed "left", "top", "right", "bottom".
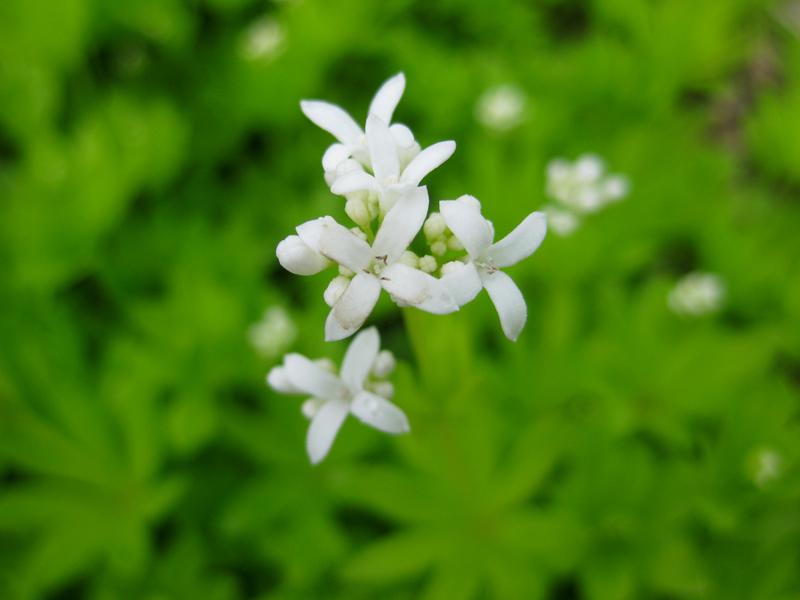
[{"left": 269, "top": 74, "right": 547, "bottom": 463}]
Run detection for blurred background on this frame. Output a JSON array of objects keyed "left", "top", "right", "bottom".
[{"left": 1, "top": 0, "right": 799, "bottom": 598}]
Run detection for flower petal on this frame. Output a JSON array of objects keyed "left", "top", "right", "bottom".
[
  {"left": 368, "top": 72, "right": 406, "bottom": 124},
  {"left": 284, "top": 353, "right": 348, "bottom": 398},
  {"left": 350, "top": 392, "right": 410, "bottom": 434},
  {"left": 480, "top": 270, "right": 527, "bottom": 341},
  {"left": 341, "top": 327, "right": 380, "bottom": 391},
  {"left": 300, "top": 100, "right": 363, "bottom": 145},
  {"left": 400, "top": 141, "right": 456, "bottom": 185},
  {"left": 266, "top": 365, "right": 303, "bottom": 394},
  {"left": 330, "top": 170, "right": 377, "bottom": 195},
  {"left": 372, "top": 186, "right": 429, "bottom": 263},
  {"left": 325, "top": 272, "right": 382, "bottom": 341},
  {"left": 297, "top": 217, "right": 371, "bottom": 273},
  {"left": 441, "top": 260, "right": 483, "bottom": 306},
  {"left": 306, "top": 399, "right": 350, "bottom": 464},
  {"left": 439, "top": 196, "right": 494, "bottom": 259},
  {"left": 366, "top": 114, "right": 400, "bottom": 181},
  {"left": 390, "top": 123, "right": 415, "bottom": 148},
  {"left": 488, "top": 211, "right": 547, "bottom": 268},
  {"left": 381, "top": 263, "right": 458, "bottom": 314},
  {"left": 276, "top": 234, "right": 331, "bottom": 276},
  {"left": 322, "top": 143, "right": 352, "bottom": 172}
]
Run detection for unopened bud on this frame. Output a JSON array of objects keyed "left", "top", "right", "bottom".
[
  {"left": 423, "top": 212, "right": 446, "bottom": 239},
  {"left": 398, "top": 250, "right": 419, "bottom": 268},
  {"left": 345, "top": 197, "right": 371, "bottom": 228},
  {"left": 276, "top": 235, "right": 330, "bottom": 276},
  {"left": 372, "top": 381, "right": 395, "bottom": 399},
  {"left": 324, "top": 276, "right": 351, "bottom": 307},
  {"left": 430, "top": 241, "right": 447, "bottom": 256},
  {"left": 418, "top": 255, "right": 437, "bottom": 273},
  {"left": 371, "top": 350, "right": 396, "bottom": 378}
]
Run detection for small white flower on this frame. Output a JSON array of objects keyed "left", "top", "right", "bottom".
[
  {"left": 546, "top": 154, "right": 630, "bottom": 215},
  {"left": 668, "top": 272, "right": 726, "bottom": 316},
  {"left": 439, "top": 196, "right": 547, "bottom": 341},
  {"left": 543, "top": 205, "right": 580, "bottom": 237},
  {"left": 475, "top": 84, "right": 527, "bottom": 131},
  {"left": 267, "top": 327, "right": 409, "bottom": 464},
  {"left": 751, "top": 447, "right": 783, "bottom": 487},
  {"left": 301, "top": 73, "right": 423, "bottom": 181},
  {"left": 331, "top": 114, "right": 456, "bottom": 213},
  {"left": 240, "top": 17, "right": 285, "bottom": 61},
  {"left": 248, "top": 306, "right": 297, "bottom": 359},
  {"left": 290, "top": 187, "right": 458, "bottom": 340},
  {"left": 371, "top": 349, "right": 396, "bottom": 378}
]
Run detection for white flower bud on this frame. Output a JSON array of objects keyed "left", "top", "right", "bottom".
[
  {"left": 475, "top": 84, "right": 526, "bottom": 131},
  {"left": 339, "top": 265, "right": 354, "bottom": 277},
  {"left": 345, "top": 197, "right": 371, "bottom": 228},
  {"left": 371, "top": 381, "right": 395, "bottom": 399},
  {"left": 440, "top": 260, "right": 462, "bottom": 276},
  {"left": 430, "top": 241, "right": 447, "bottom": 257},
  {"left": 371, "top": 350, "right": 396, "bottom": 378},
  {"left": 249, "top": 306, "right": 297, "bottom": 359},
  {"left": 398, "top": 250, "right": 419, "bottom": 268},
  {"left": 267, "top": 366, "right": 301, "bottom": 394},
  {"left": 418, "top": 255, "right": 437, "bottom": 273},
  {"left": 446, "top": 236, "right": 463, "bottom": 251},
  {"left": 314, "top": 358, "right": 337, "bottom": 373},
  {"left": 302, "top": 398, "right": 324, "bottom": 419},
  {"left": 423, "top": 212, "right": 447, "bottom": 240},
  {"left": 575, "top": 154, "right": 604, "bottom": 183},
  {"left": 602, "top": 175, "right": 629, "bottom": 201},
  {"left": 324, "top": 276, "right": 351, "bottom": 307},
  {"left": 276, "top": 235, "right": 330, "bottom": 276},
  {"left": 544, "top": 206, "right": 579, "bottom": 236}
]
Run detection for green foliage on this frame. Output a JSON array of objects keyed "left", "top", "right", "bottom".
[{"left": 1, "top": 0, "right": 799, "bottom": 598}]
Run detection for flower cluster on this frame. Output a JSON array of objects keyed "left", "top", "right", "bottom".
[
  {"left": 668, "top": 271, "right": 726, "bottom": 316},
  {"left": 276, "top": 73, "right": 548, "bottom": 342},
  {"left": 271, "top": 74, "right": 548, "bottom": 463},
  {"left": 543, "top": 154, "right": 629, "bottom": 235}
]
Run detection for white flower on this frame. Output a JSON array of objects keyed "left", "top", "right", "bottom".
[
  {"left": 668, "top": 272, "right": 726, "bottom": 316},
  {"left": 291, "top": 186, "right": 458, "bottom": 340},
  {"left": 543, "top": 205, "right": 580, "bottom": 237},
  {"left": 240, "top": 17, "right": 285, "bottom": 61},
  {"left": 750, "top": 447, "right": 783, "bottom": 487},
  {"left": 439, "top": 196, "right": 547, "bottom": 341},
  {"left": 546, "top": 154, "right": 629, "bottom": 215},
  {"left": 248, "top": 306, "right": 297, "bottom": 359},
  {"left": 331, "top": 114, "right": 456, "bottom": 213},
  {"left": 267, "top": 327, "right": 409, "bottom": 464},
  {"left": 301, "top": 73, "right": 423, "bottom": 181},
  {"left": 475, "top": 84, "right": 527, "bottom": 131}
]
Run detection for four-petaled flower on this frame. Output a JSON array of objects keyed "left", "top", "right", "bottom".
[
  {"left": 267, "top": 327, "right": 409, "bottom": 464},
  {"left": 439, "top": 196, "right": 547, "bottom": 341}
]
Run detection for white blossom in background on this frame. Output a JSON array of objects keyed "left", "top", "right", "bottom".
[
  {"left": 544, "top": 154, "right": 629, "bottom": 236},
  {"left": 438, "top": 196, "right": 547, "bottom": 341},
  {"left": 748, "top": 447, "right": 783, "bottom": 487},
  {"left": 240, "top": 17, "right": 285, "bottom": 61},
  {"left": 668, "top": 272, "right": 726, "bottom": 317},
  {"left": 475, "top": 84, "right": 527, "bottom": 131},
  {"left": 248, "top": 306, "right": 297, "bottom": 359},
  {"left": 267, "top": 327, "right": 408, "bottom": 464}
]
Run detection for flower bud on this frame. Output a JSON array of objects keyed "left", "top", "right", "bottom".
[
  {"left": 372, "top": 381, "right": 395, "bottom": 399},
  {"left": 276, "top": 235, "right": 330, "bottom": 276},
  {"left": 302, "top": 398, "right": 324, "bottom": 419},
  {"left": 430, "top": 241, "right": 447, "bottom": 257},
  {"left": 418, "top": 255, "right": 437, "bottom": 273},
  {"left": 446, "top": 236, "right": 463, "bottom": 251},
  {"left": 345, "top": 197, "right": 371, "bottom": 228},
  {"left": 324, "top": 276, "right": 351, "bottom": 307},
  {"left": 371, "top": 350, "right": 396, "bottom": 378},
  {"left": 398, "top": 250, "right": 419, "bottom": 268},
  {"left": 423, "top": 212, "right": 446, "bottom": 240}
]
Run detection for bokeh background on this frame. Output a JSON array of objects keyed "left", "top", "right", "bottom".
[{"left": 1, "top": 0, "right": 800, "bottom": 598}]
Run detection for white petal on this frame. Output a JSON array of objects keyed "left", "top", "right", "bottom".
[
  {"left": 439, "top": 196, "right": 494, "bottom": 259},
  {"left": 284, "top": 353, "right": 348, "bottom": 398},
  {"left": 322, "top": 143, "right": 352, "bottom": 172},
  {"left": 330, "top": 170, "right": 377, "bottom": 195},
  {"left": 276, "top": 235, "right": 331, "bottom": 276},
  {"left": 441, "top": 260, "right": 483, "bottom": 306},
  {"left": 350, "top": 392, "right": 410, "bottom": 434},
  {"left": 366, "top": 114, "right": 400, "bottom": 181},
  {"left": 341, "top": 327, "right": 380, "bottom": 390},
  {"left": 481, "top": 270, "right": 527, "bottom": 341},
  {"left": 297, "top": 217, "right": 371, "bottom": 273},
  {"left": 400, "top": 141, "right": 456, "bottom": 185},
  {"left": 390, "top": 123, "right": 416, "bottom": 148},
  {"left": 371, "top": 186, "right": 429, "bottom": 263},
  {"left": 381, "top": 263, "right": 458, "bottom": 314},
  {"left": 325, "top": 272, "right": 382, "bottom": 341},
  {"left": 306, "top": 399, "right": 350, "bottom": 464},
  {"left": 266, "top": 365, "right": 302, "bottom": 394},
  {"left": 368, "top": 73, "right": 406, "bottom": 124},
  {"left": 300, "top": 100, "right": 362, "bottom": 145},
  {"left": 488, "top": 211, "right": 547, "bottom": 268}
]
